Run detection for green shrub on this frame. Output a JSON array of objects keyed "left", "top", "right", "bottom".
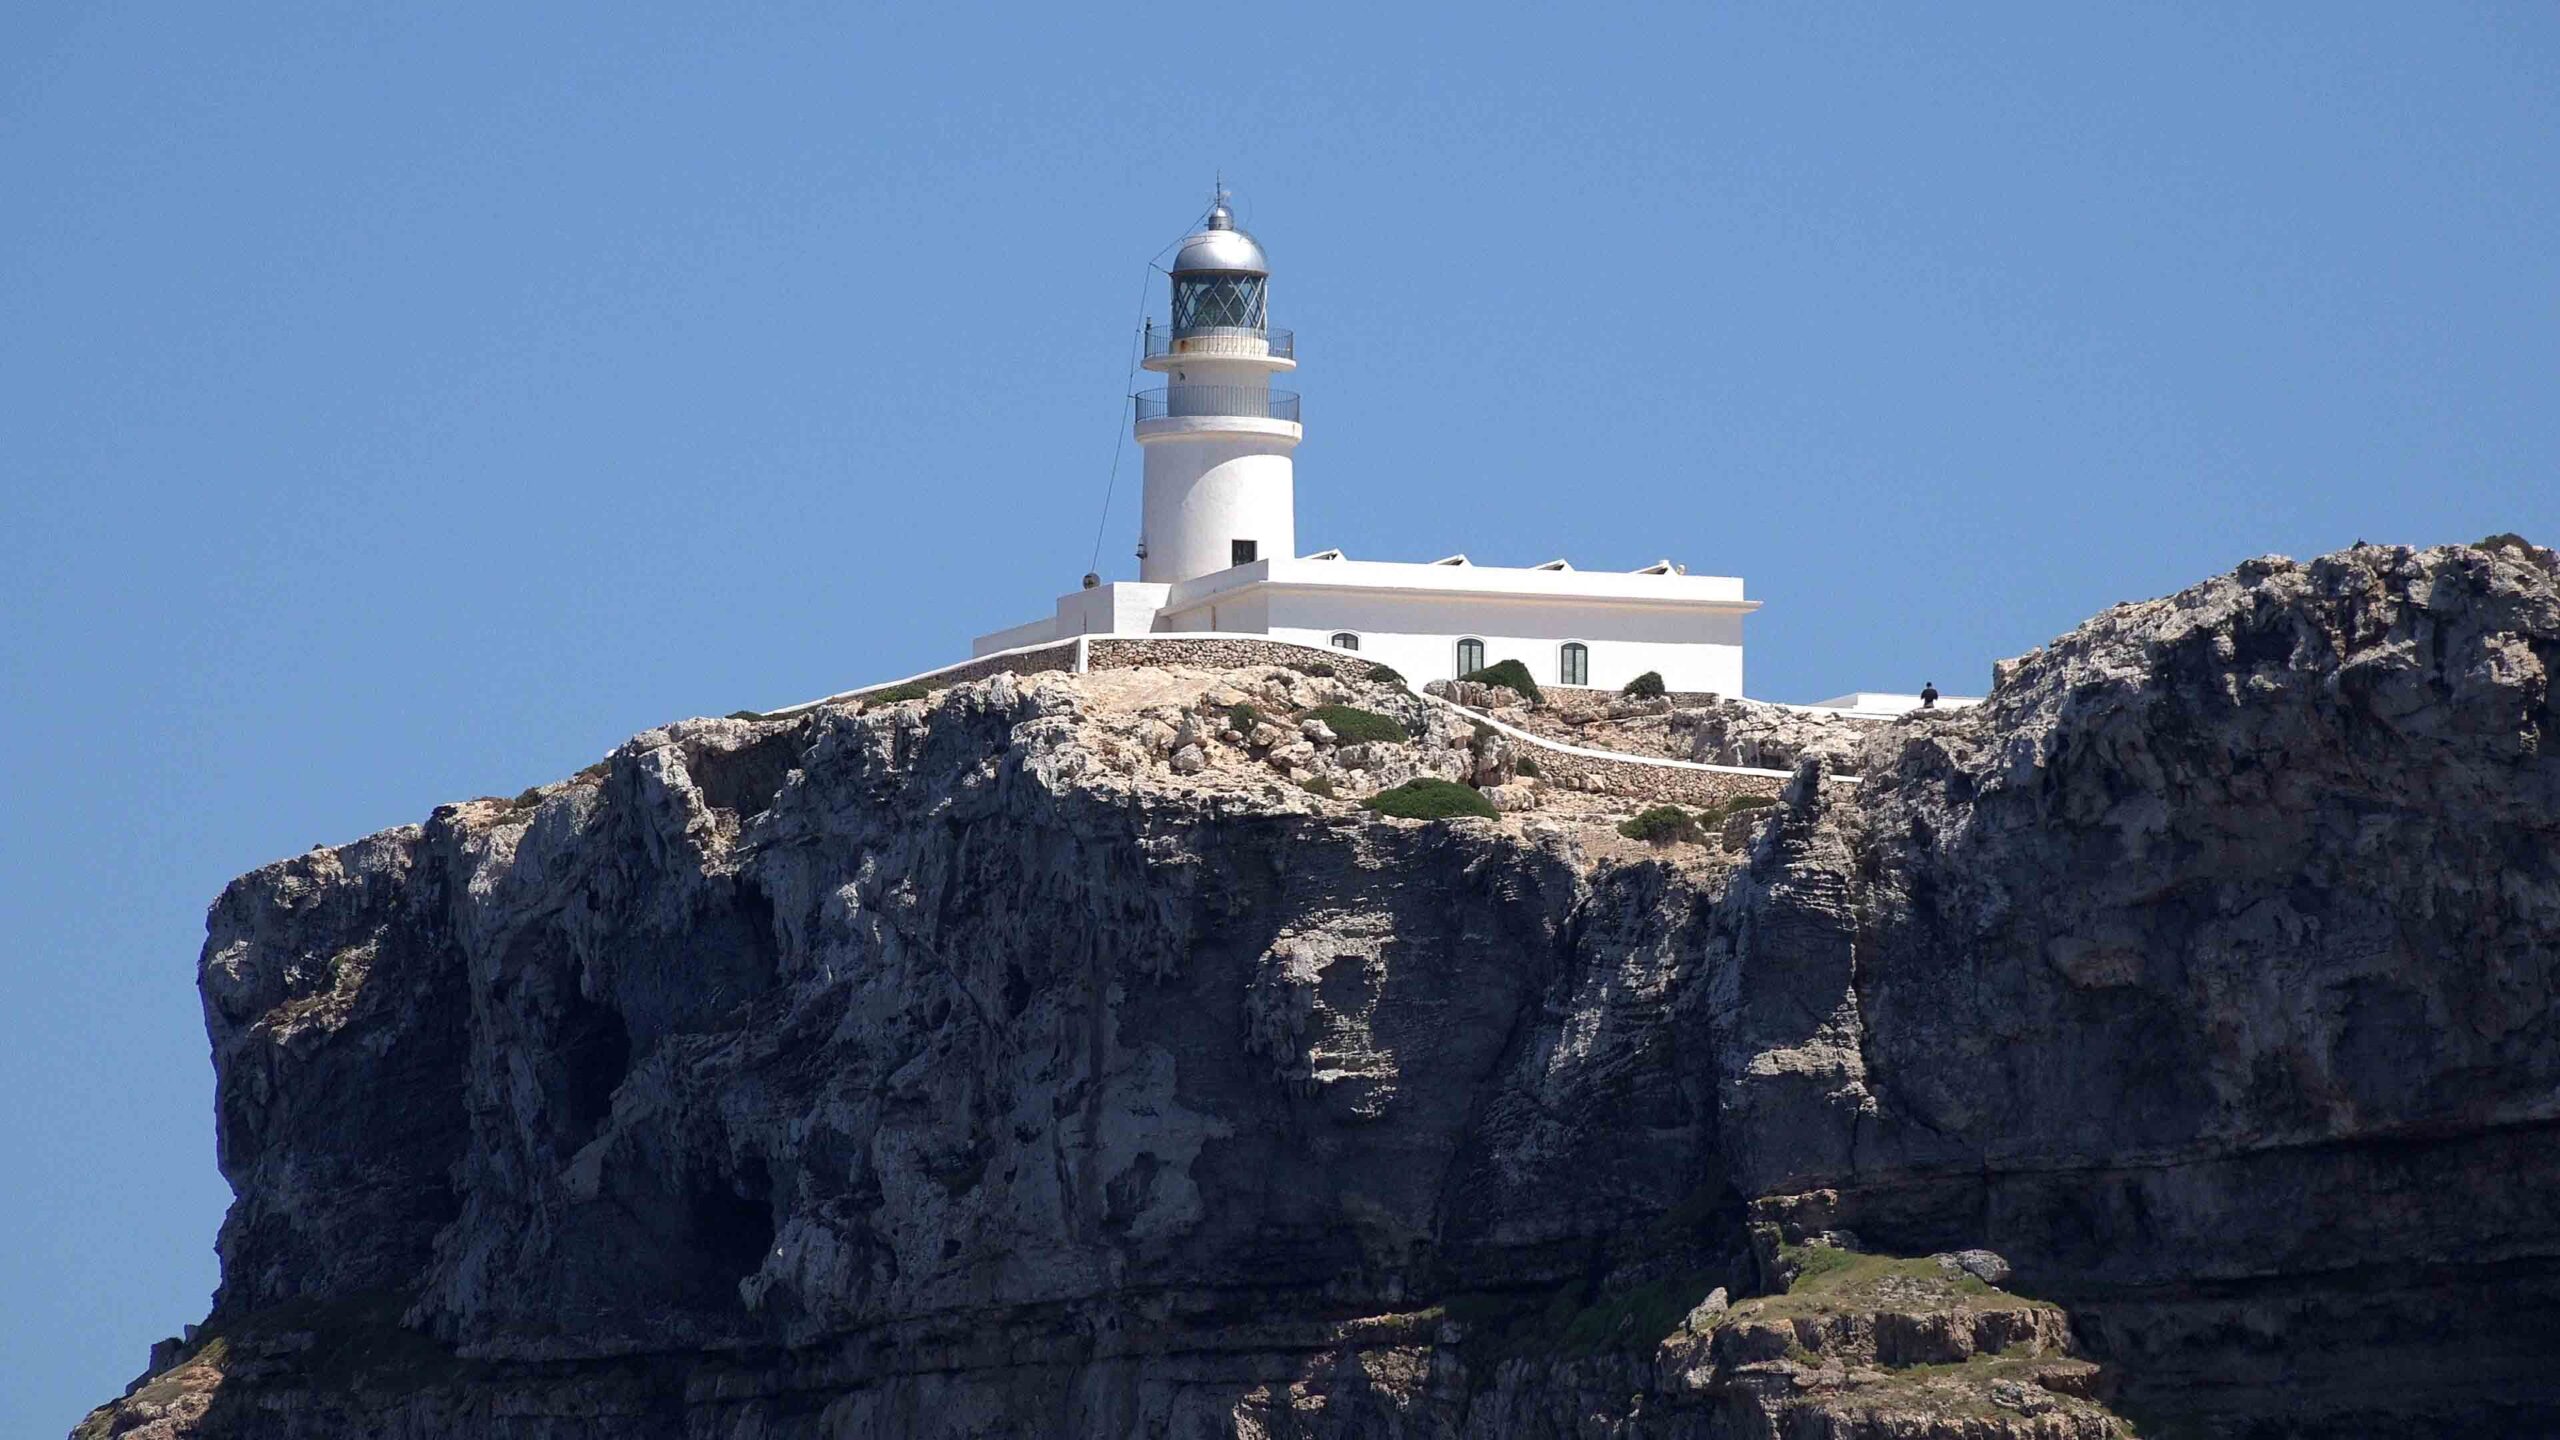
[
  {"left": 1715, "top": 793, "right": 1778, "bottom": 821},
  {"left": 1363, "top": 778, "right": 1497, "bottom": 821},
  {"left": 1227, "top": 702, "right": 1262, "bottom": 733},
  {"left": 1307, "top": 703, "right": 1409, "bottom": 745},
  {"left": 1621, "top": 670, "right": 1666, "bottom": 699},
  {"left": 1366, "top": 663, "right": 1405, "bottom": 688},
  {"left": 1301, "top": 775, "right": 1336, "bottom": 798},
  {"left": 510, "top": 786, "right": 546, "bottom": 811},
  {"left": 1460, "top": 658, "right": 1542, "bottom": 703},
  {"left": 1514, "top": 755, "right": 1541, "bottom": 777},
  {"left": 866, "top": 681, "right": 932, "bottom": 705},
  {"left": 725, "top": 709, "right": 766, "bottom": 721},
  {"left": 1618, "top": 804, "right": 1704, "bottom": 845},
  {"left": 1295, "top": 660, "right": 1336, "bottom": 679}
]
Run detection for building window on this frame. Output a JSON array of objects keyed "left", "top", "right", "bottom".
[
  {"left": 1456, "top": 638, "right": 1485, "bottom": 675},
  {"left": 1560, "top": 642, "right": 1589, "bottom": 686},
  {"left": 1329, "top": 632, "right": 1359, "bottom": 651},
  {"left": 1231, "top": 539, "right": 1257, "bottom": 566}
]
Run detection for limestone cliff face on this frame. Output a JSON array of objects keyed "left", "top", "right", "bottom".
[{"left": 78, "top": 542, "right": 2560, "bottom": 1438}]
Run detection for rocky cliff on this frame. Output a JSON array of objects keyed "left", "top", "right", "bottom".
[{"left": 77, "top": 541, "right": 2560, "bottom": 1438}]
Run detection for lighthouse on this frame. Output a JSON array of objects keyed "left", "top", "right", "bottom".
[
  {"left": 970, "top": 187, "right": 1765, "bottom": 700},
  {"left": 1134, "top": 191, "right": 1302, "bottom": 583}
]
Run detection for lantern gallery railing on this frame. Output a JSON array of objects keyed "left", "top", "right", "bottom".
[
  {"left": 1143, "top": 324, "right": 1295, "bottom": 361},
  {"left": 1133, "top": 386, "right": 1302, "bottom": 424}
]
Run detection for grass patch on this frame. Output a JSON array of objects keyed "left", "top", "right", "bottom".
[
  {"left": 1363, "top": 778, "right": 1495, "bottom": 821},
  {"left": 1307, "top": 703, "right": 1409, "bottom": 745},
  {"left": 1366, "top": 663, "right": 1405, "bottom": 688},
  {"left": 1619, "top": 804, "right": 1704, "bottom": 845},
  {"left": 1460, "top": 658, "right": 1542, "bottom": 703},
  {"left": 865, "top": 681, "right": 933, "bottom": 705},
  {"left": 1514, "top": 755, "right": 1541, "bottom": 777},
  {"left": 1228, "top": 702, "right": 1262, "bottom": 732},
  {"left": 1301, "top": 776, "right": 1336, "bottom": 799},
  {"left": 1621, "top": 670, "right": 1666, "bottom": 698},
  {"left": 1726, "top": 1245, "right": 2046, "bottom": 1329}
]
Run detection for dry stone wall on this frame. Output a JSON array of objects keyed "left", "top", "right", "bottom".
[{"left": 769, "top": 639, "right": 1082, "bottom": 716}]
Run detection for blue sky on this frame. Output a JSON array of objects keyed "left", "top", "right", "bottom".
[{"left": 4, "top": 3, "right": 2555, "bottom": 1429}]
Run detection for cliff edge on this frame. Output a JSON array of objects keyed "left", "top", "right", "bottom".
[{"left": 76, "top": 541, "right": 2560, "bottom": 1438}]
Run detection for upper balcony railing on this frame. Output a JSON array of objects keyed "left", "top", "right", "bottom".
[
  {"left": 1134, "top": 385, "right": 1301, "bottom": 424},
  {"left": 1144, "top": 323, "right": 1295, "bottom": 361}
]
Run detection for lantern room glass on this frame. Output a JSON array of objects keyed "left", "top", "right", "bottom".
[{"left": 1172, "top": 273, "right": 1267, "bottom": 334}]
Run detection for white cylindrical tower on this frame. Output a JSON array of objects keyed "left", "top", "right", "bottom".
[{"left": 1136, "top": 192, "right": 1301, "bottom": 584}]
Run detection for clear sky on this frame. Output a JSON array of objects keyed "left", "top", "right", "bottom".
[{"left": 4, "top": 3, "right": 2555, "bottom": 1429}]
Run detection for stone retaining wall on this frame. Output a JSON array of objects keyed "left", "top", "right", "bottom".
[
  {"left": 1536, "top": 687, "right": 1727, "bottom": 720},
  {"left": 767, "top": 639, "right": 1082, "bottom": 717},
  {"left": 1499, "top": 743, "right": 1786, "bottom": 809},
  {"left": 1088, "top": 636, "right": 1399, "bottom": 684}
]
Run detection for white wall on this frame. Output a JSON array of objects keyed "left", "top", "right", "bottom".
[
  {"left": 1138, "top": 438, "right": 1297, "bottom": 585},
  {"left": 971, "top": 614, "right": 1056, "bottom": 656},
  {"left": 1263, "top": 588, "right": 1744, "bottom": 693},
  {"left": 1160, "top": 587, "right": 1270, "bottom": 635}
]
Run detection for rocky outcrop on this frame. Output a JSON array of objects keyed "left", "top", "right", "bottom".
[{"left": 75, "top": 542, "right": 2560, "bottom": 1438}]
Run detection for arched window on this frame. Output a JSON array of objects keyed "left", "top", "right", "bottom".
[
  {"left": 1456, "top": 638, "right": 1486, "bottom": 676},
  {"left": 1559, "top": 642, "right": 1589, "bottom": 686},
  {"left": 1329, "top": 632, "right": 1360, "bottom": 651}
]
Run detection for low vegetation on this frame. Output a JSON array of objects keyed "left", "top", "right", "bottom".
[
  {"left": 1716, "top": 792, "right": 1778, "bottom": 821},
  {"left": 1227, "top": 701, "right": 1262, "bottom": 733},
  {"left": 1621, "top": 670, "right": 1667, "bottom": 699},
  {"left": 864, "top": 681, "right": 934, "bottom": 705},
  {"left": 1514, "top": 754, "right": 1540, "bottom": 777},
  {"left": 1619, "top": 804, "right": 1705, "bottom": 846},
  {"left": 725, "top": 708, "right": 767, "bottom": 721},
  {"left": 1306, "top": 703, "right": 1409, "bottom": 745},
  {"left": 1300, "top": 775, "right": 1336, "bottom": 798},
  {"left": 1461, "top": 658, "right": 1542, "bottom": 703},
  {"left": 1363, "top": 778, "right": 1496, "bottom": 821},
  {"left": 1734, "top": 1244, "right": 2043, "bottom": 1326},
  {"left": 1366, "top": 663, "right": 1405, "bottom": 688}
]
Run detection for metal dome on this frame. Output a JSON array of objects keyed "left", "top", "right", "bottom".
[{"left": 1171, "top": 198, "right": 1269, "bottom": 275}]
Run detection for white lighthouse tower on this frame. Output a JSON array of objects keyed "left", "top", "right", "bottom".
[{"left": 1135, "top": 190, "right": 1301, "bottom": 583}]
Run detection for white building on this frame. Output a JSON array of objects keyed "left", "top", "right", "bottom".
[{"left": 973, "top": 191, "right": 1760, "bottom": 694}]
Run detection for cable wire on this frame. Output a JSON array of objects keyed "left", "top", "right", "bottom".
[{"left": 1088, "top": 204, "right": 1222, "bottom": 576}]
